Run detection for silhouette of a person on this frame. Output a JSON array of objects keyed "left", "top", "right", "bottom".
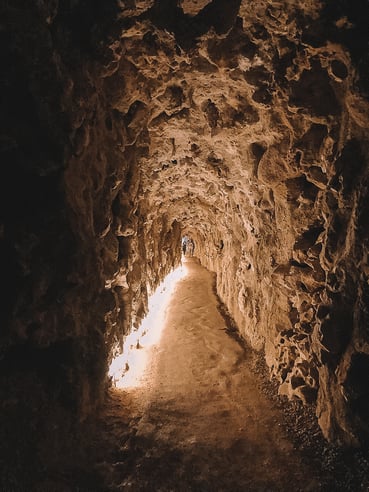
[
  {"left": 182, "top": 236, "right": 189, "bottom": 256},
  {"left": 187, "top": 238, "right": 194, "bottom": 256}
]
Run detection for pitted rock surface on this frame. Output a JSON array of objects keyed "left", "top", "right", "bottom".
[
  {"left": 101, "top": 0, "right": 369, "bottom": 446},
  {"left": 2, "top": 3, "right": 369, "bottom": 483}
]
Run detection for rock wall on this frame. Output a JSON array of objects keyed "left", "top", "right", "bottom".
[
  {"left": 1, "top": 2, "right": 369, "bottom": 478},
  {"left": 0, "top": 0, "right": 181, "bottom": 480}
]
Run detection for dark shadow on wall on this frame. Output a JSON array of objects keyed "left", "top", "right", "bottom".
[
  {"left": 147, "top": 0, "right": 242, "bottom": 49},
  {"left": 322, "top": 0, "right": 369, "bottom": 95}
]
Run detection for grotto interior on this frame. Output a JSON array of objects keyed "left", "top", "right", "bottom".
[{"left": 2, "top": 0, "right": 369, "bottom": 489}]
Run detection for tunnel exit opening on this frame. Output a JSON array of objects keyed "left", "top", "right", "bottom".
[
  {"left": 181, "top": 235, "right": 195, "bottom": 257},
  {"left": 108, "top": 264, "right": 187, "bottom": 388}
]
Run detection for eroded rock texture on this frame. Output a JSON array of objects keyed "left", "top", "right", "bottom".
[{"left": 2, "top": 1, "right": 369, "bottom": 475}]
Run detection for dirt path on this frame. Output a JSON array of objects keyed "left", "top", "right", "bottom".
[{"left": 98, "top": 258, "right": 320, "bottom": 491}]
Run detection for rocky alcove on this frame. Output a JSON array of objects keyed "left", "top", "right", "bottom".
[{"left": 2, "top": 0, "right": 369, "bottom": 488}]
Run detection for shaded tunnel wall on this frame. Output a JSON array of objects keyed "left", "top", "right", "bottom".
[
  {"left": 0, "top": 0, "right": 182, "bottom": 479},
  {"left": 2, "top": 2, "right": 369, "bottom": 479}
]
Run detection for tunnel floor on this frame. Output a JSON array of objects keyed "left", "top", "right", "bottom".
[{"left": 93, "top": 258, "right": 321, "bottom": 491}]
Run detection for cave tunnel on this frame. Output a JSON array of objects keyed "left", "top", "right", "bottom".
[{"left": 2, "top": 0, "right": 369, "bottom": 489}]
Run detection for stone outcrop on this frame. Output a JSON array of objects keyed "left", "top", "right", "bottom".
[{"left": 2, "top": 1, "right": 369, "bottom": 476}]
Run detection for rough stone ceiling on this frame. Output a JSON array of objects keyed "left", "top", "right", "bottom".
[
  {"left": 119, "top": 15, "right": 267, "bottom": 237},
  {"left": 113, "top": 0, "right": 360, "bottom": 240}
]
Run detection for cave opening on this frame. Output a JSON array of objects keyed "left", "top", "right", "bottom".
[
  {"left": 3, "top": 0, "right": 369, "bottom": 489},
  {"left": 181, "top": 233, "right": 196, "bottom": 257}
]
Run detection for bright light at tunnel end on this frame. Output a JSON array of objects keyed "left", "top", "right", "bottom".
[{"left": 108, "top": 263, "right": 188, "bottom": 389}]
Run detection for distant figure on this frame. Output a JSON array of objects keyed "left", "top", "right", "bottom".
[
  {"left": 182, "top": 235, "right": 189, "bottom": 256},
  {"left": 187, "top": 238, "right": 194, "bottom": 257}
]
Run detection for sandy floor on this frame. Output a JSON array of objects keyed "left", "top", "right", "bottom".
[{"left": 98, "top": 258, "right": 321, "bottom": 491}]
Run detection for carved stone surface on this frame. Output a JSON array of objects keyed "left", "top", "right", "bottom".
[{"left": 1, "top": 2, "right": 369, "bottom": 473}]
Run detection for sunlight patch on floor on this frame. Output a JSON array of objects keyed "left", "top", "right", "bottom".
[{"left": 109, "top": 263, "right": 187, "bottom": 388}]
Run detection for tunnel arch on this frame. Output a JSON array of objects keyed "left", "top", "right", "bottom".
[{"left": 3, "top": 2, "right": 369, "bottom": 483}]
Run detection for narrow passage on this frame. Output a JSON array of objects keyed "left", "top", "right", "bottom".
[{"left": 99, "top": 258, "right": 319, "bottom": 491}]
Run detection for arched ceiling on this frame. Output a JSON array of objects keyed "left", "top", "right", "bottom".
[{"left": 109, "top": 0, "right": 360, "bottom": 246}]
